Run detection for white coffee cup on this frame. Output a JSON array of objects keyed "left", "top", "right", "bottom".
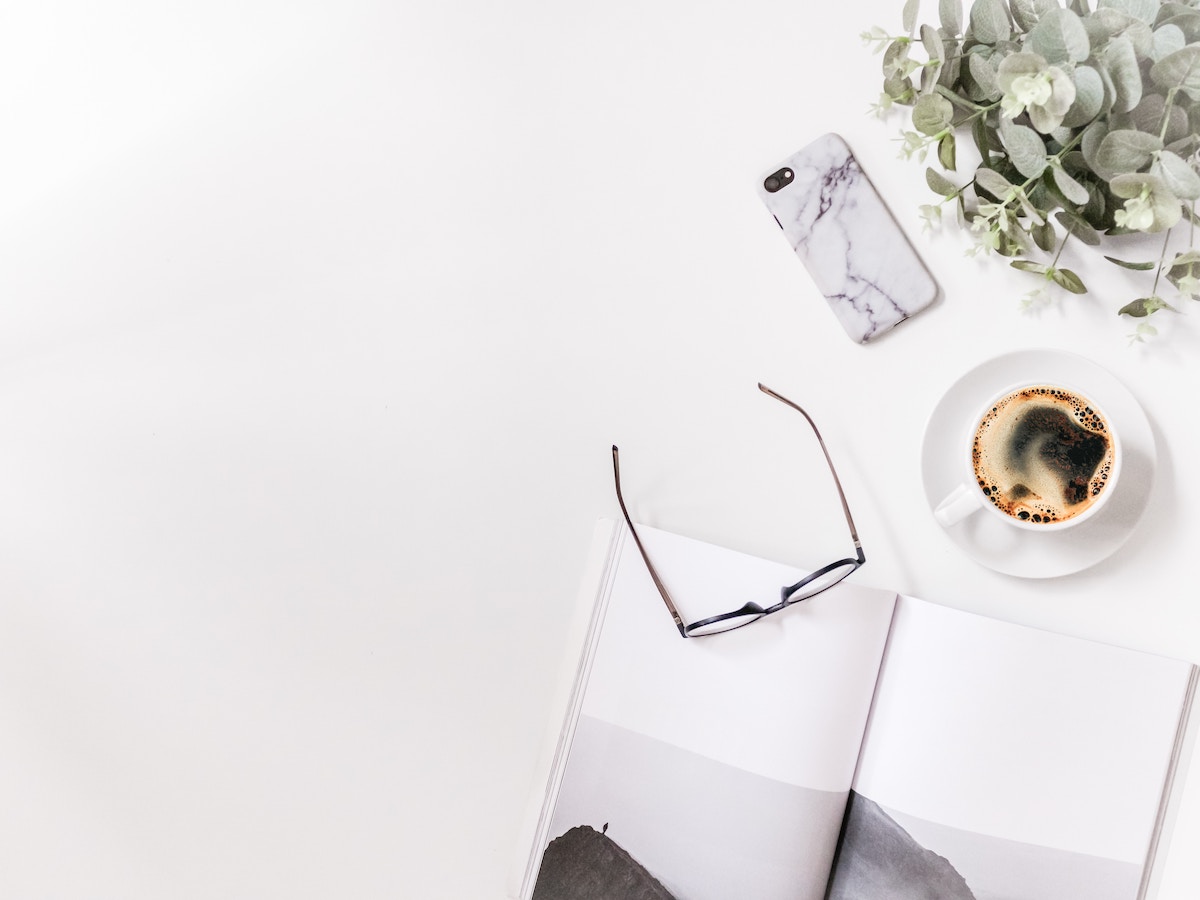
[{"left": 934, "top": 382, "right": 1121, "bottom": 531}]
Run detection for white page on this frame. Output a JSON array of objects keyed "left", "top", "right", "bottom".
[
  {"left": 838, "top": 596, "right": 1195, "bottom": 900},
  {"left": 529, "top": 524, "right": 897, "bottom": 900}
]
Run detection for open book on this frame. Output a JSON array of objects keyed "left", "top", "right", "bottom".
[{"left": 513, "top": 521, "right": 1197, "bottom": 900}]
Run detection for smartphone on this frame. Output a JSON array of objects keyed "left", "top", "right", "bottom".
[{"left": 758, "top": 133, "right": 937, "bottom": 343}]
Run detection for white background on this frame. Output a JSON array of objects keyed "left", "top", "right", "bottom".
[{"left": 2, "top": 1, "right": 1200, "bottom": 898}]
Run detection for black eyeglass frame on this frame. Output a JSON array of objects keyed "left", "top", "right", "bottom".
[{"left": 611, "top": 383, "right": 865, "bottom": 638}]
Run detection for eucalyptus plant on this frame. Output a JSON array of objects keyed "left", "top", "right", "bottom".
[{"left": 863, "top": 0, "right": 1200, "bottom": 340}]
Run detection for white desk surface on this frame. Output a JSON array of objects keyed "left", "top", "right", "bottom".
[{"left": 2, "top": 2, "right": 1200, "bottom": 897}]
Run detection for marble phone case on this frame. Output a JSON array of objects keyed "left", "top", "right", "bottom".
[{"left": 759, "top": 133, "right": 937, "bottom": 343}]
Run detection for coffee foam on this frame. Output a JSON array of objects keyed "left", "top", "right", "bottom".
[{"left": 971, "top": 385, "right": 1114, "bottom": 525}]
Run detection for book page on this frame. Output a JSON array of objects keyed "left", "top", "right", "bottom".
[
  {"left": 831, "top": 595, "right": 1196, "bottom": 900},
  {"left": 527, "top": 524, "right": 897, "bottom": 900}
]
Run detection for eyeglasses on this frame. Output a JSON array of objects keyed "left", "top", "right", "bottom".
[{"left": 611, "top": 383, "right": 865, "bottom": 637}]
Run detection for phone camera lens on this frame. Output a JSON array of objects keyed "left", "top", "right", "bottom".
[{"left": 764, "top": 167, "right": 792, "bottom": 193}]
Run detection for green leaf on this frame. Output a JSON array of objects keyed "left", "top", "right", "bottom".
[
  {"left": 967, "top": 52, "right": 1001, "bottom": 100},
  {"left": 1095, "top": 129, "right": 1164, "bottom": 178},
  {"left": 970, "top": 0, "right": 1012, "bottom": 43},
  {"left": 913, "top": 92, "right": 955, "bottom": 135},
  {"left": 1105, "top": 36, "right": 1142, "bottom": 114},
  {"left": 1151, "top": 45, "right": 1200, "bottom": 100},
  {"left": 904, "top": 0, "right": 921, "bottom": 33},
  {"left": 1159, "top": 10, "right": 1200, "bottom": 42},
  {"left": 1011, "top": 259, "right": 1050, "bottom": 273},
  {"left": 1029, "top": 8, "right": 1091, "bottom": 63},
  {"left": 1119, "top": 296, "right": 1175, "bottom": 317},
  {"left": 1081, "top": 119, "right": 1110, "bottom": 173},
  {"left": 1055, "top": 209, "right": 1104, "bottom": 245},
  {"left": 926, "top": 167, "right": 959, "bottom": 196},
  {"left": 1153, "top": 150, "right": 1200, "bottom": 201},
  {"left": 939, "top": 132, "right": 958, "bottom": 170},
  {"left": 1032, "top": 220, "right": 1057, "bottom": 251},
  {"left": 940, "top": 0, "right": 964, "bottom": 34},
  {"left": 1131, "top": 94, "right": 1190, "bottom": 145},
  {"left": 1011, "top": 0, "right": 1059, "bottom": 31},
  {"left": 975, "top": 167, "right": 1015, "bottom": 199},
  {"left": 971, "top": 116, "right": 993, "bottom": 163},
  {"left": 885, "top": 71, "right": 915, "bottom": 101},
  {"left": 1060, "top": 65, "right": 1104, "bottom": 130},
  {"left": 1098, "top": 0, "right": 1160, "bottom": 24},
  {"left": 999, "top": 118, "right": 1048, "bottom": 178},
  {"left": 922, "top": 24, "right": 946, "bottom": 62},
  {"left": 1104, "top": 256, "right": 1157, "bottom": 269},
  {"left": 1090, "top": 10, "right": 1155, "bottom": 55},
  {"left": 1052, "top": 165, "right": 1091, "bottom": 205},
  {"left": 1151, "top": 24, "right": 1186, "bottom": 61},
  {"left": 1051, "top": 268, "right": 1089, "bottom": 293}
]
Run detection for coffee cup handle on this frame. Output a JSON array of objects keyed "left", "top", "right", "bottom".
[{"left": 934, "top": 483, "right": 986, "bottom": 527}]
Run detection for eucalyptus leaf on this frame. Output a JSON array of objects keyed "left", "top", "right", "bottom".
[
  {"left": 1091, "top": 9, "right": 1155, "bottom": 55},
  {"left": 1029, "top": 8, "right": 1091, "bottom": 63},
  {"left": 939, "top": 132, "right": 958, "bottom": 170},
  {"left": 1011, "top": 260, "right": 1050, "bottom": 273},
  {"left": 1082, "top": 183, "right": 1108, "bottom": 231},
  {"left": 1094, "top": 129, "right": 1164, "bottom": 178},
  {"left": 1011, "top": 0, "right": 1059, "bottom": 31},
  {"left": 913, "top": 93, "right": 955, "bottom": 135},
  {"left": 1104, "top": 256, "right": 1158, "bottom": 269},
  {"left": 1131, "top": 94, "right": 1190, "bottom": 144},
  {"left": 884, "top": 71, "right": 914, "bottom": 100},
  {"left": 1098, "top": 0, "right": 1160, "bottom": 24},
  {"left": 922, "top": 60, "right": 945, "bottom": 95},
  {"left": 1080, "top": 119, "right": 1111, "bottom": 173},
  {"left": 1158, "top": 10, "right": 1200, "bottom": 42},
  {"left": 1152, "top": 150, "right": 1200, "bottom": 200},
  {"left": 926, "top": 167, "right": 959, "bottom": 196},
  {"left": 999, "top": 118, "right": 1049, "bottom": 178},
  {"left": 1055, "top": 209, "right": 1104, "bottom": 244},
  {"left": 972, "top": 115, "right": 994, "bottom": 162},
  {"left": 975, "top": 167, "right": 1016, "bottom": 199},
  {"left": 1052, "top": 165, "right": 1092, "bottom": 204},
  {"left": 1151, "top": 44, "right": 1200, "bottom": 99},
  {"left": 1118, "top": 296, "right": 1174, "bottom": 316},
  {"left": 1061, "top": 65, "right": 1106, "bottom": 128},
  {"left": 883, "top": 39, "right": 910, "bottom": 78},
  {"left": 922, "top": 24, "right": 946, "bottom": 62},
  {"left": 940, "top": 0, "right": 964, "bottom": 34},
  {"left": 970, "top": 0, "right": 1012, "bottom": 43},
  {"left": 1151, "top": 23, "right": 1186, "bottom": 60},
  {"left": 1032, "top": 219, "right": 1057, "bottom": 251},
  {"left": 1052, "top": 268, "right": 1089, "bottom": 293},
  {"left": 904, "top": 0, "right": 921, "bottom": 33},
  {"left": 967, "top": 52, "right": 1001, "bottom": 99},
  {"left": 1105, "top": 36, "right": 1143, "bottom": 113}
]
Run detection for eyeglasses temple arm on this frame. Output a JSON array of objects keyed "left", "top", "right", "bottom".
[
  {"left": 611, "top": 446, "right": 688, "bottom": 637},
  {"left": 757, "top": 384, "right": 863, "bottom": 551}
]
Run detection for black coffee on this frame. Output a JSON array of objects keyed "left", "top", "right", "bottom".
[{"left": 972, "top": 385, "right": 1115, "bottom": 524}]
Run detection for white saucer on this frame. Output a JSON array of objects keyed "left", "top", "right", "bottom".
[{"left": 921, "top": 349, "right": 1156, "bottom": 578}]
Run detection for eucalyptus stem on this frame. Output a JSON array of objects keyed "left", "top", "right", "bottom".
[{"left": 1152, "top": 228, "right": 1173, "bottom": 295}]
